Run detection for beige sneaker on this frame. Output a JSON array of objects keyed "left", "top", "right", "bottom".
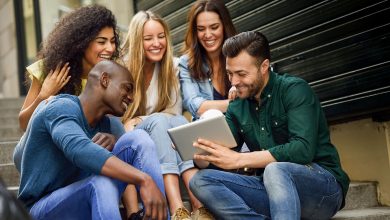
[
  {"left": 191, "top": 207, "right": 215, "bottom": 220},
  {"left": 171, "top": 207, "right": 191, "bottom": 220}
]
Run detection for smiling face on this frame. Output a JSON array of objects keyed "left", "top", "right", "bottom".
[
  {"left": 196, "top": 11, "right": 224, "bottom": 56},
  {"left": 83, "top": 26, "right": 116, "bottom": 74},
  {"left": 105, "top": 68, "right": 133, "bottom": 116},
  {"left": 143, "top": 20, "right": 167, "bottom": 63},
  {"left": 226, "top": 51, "right": 270, "bottom": 100}
]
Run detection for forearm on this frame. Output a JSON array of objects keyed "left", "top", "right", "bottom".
[
  {"left": 237, "top": 150, "right": 277, "bottom": 169},
  {"left": 19, "top": 96, "right": 45, "bottom": 131},
  {"left": 197, "top": 99, "right": 230, "bottom": 116},
  {"left": 101, "top": 156, "right": 151, "bottom": 186}
]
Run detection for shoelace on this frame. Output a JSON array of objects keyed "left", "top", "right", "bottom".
[
  {"left": 198, "top": 207, "right": 213, "bottom": 218},
  {"left": 128, "top": 209, "right": 144, "bottom": 220},
  {"left": 175, "top": 207, "right": 190, "bottom": 218}
]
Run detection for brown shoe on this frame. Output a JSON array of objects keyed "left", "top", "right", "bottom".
[
  {"left": 171, "top": 207, "right": 191, "bottom": 220},
  {"left": 191, "top": 207, "right": 214, "bottom": 220}
]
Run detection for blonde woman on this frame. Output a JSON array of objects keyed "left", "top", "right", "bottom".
[{"left": 121, "top": 11, "right": 213, "bottom": 220}]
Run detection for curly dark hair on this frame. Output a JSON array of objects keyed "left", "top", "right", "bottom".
[{"left": 37, "top": 4, "right": 119, "bottom": 95}]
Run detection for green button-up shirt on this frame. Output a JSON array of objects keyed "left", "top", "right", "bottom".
[{"left": 226, "top": 71, "right": 350, "bottom": 205}]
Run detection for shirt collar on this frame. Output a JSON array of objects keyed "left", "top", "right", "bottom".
[
  {"left": 260, "top": 70, "right": 275, "bottom": 99},
  {"left": 247, "top": 70, "right": 275, "bottom": 104}
]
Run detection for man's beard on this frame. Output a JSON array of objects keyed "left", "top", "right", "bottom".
[{"left": 249, "top": 74, "right": 264, "bottom": 98}]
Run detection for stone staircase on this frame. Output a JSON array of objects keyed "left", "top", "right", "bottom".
[
  {"left": 333, "top": 182, "right": 390, "bottom": 219},
  {"left": 0, "top": 97, "right": 24, "bottom": 196},
  {"left": 1, "top": 97, "right": 390, "bottom": 219}
]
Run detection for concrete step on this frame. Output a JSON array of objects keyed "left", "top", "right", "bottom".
[
  {"left": 0, "top": 107, "right": 21, "bottom": 116},
  {"left": 0, "top": 141, "right": 17, "bottom": 163},
  {"left": 0, "top": 97, "right": 24, "bottom": 108},
  {"left": 0, "top": 115, "right": 19, "bottom": 126},
  {"left": 333, "top": 207, "right": 390, "bottom": 219},
  {"left": 0, "top": 163, "right": 20, "bottom": 187},
  {"left": 344, "top": 182, "right": 378, "bottom": 210},
  {"left": 0, "top": 125, "right": 23, "bottom": 141}
]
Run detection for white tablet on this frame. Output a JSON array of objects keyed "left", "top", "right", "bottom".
[{"left": 167, "top": 114, "right": 237, "bottom": 161}]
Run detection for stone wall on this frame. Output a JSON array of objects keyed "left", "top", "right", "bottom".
[
  {"left": 331, "top": 119, "right": 390, "bottom": 206},
  {"left": 0, "top": 0, "right": 19, "bottom": 98}
]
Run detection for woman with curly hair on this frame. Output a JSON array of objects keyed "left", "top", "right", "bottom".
[
  {"left": 179, "top": 0, "right": 237, "bottom": 120},
  {"left": 18, "top": 4, "right": 120, "bottom": 131},
  {"left": 120, "top": 10, "right": 213, "bottom": 220},
  {"left": 14, "top": 5, "right": 126, "bottom": 175}
]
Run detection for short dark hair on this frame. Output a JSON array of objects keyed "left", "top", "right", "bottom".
[{"left": 222, "top": 31, "right": 271, "bottom": 66}]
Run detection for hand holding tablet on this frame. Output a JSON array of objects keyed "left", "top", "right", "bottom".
[{"left": 167, "top": 109, "right": 237, "bottom": 161}]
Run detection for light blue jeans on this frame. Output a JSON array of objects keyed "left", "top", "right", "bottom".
[
  {"left": 29, "top": 129, "right": 167, "bottom": 220},
  {"left": 190, "top": 162, "right": 343, "bottom": 220},
  {"left": 136, "top": 113, "right": 194, "bottom": 175}
]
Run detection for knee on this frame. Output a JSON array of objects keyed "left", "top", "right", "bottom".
[
  {"left": 115, "top": 130, "right": 155, "bottom": 152},
  {"left": 189, "top": 169, "right": 212, "bottom": 193},
  {"left": 171, "top": 115, "right": 189, "bottom": 126},
  {"left": 263, "top": 162, "right": 291, "bottom": 185},
  {"left": 90, "top": 176, "right": 118, "bottom": 196},
  {"left": 264, "top": 162, "right": 281, "bottom": 177},
  {"left": 146, "top": 113, "right": 170, "bottom": 128}
]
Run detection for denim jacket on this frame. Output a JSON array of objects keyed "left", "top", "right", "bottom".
[{"left": 179, "top": 55, "right": 213, "bottom": 119}]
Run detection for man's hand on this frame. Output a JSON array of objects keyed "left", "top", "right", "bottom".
[
  {"left": 193, "top": 138, "right": 241, "bottom": 170},
  {"left": 139, "top": 176, "right": 168, "bottom": 220},
  {"left": 101, "top": 157, "right": 168, "bottom": 219},
  {"left": 39, "top": 63, "right": 71, "bottom": 99},
  {"left": 92, "top": 132, "right": 116, "bottom": 151}
]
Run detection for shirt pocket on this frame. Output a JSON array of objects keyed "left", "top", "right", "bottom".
[
  {"left": 271, "top": 115, "right": 289, "bottom": 145},
  {"left": 240, "top": 123, "right": 258, "bottom": 150}
]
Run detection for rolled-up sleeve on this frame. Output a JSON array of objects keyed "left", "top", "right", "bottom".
[{"left": 179, "top": 55, "right": 208, "bottom": 118}]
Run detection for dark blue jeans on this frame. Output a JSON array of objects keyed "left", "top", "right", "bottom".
[
  {"left": 29, "top": 129, "right": 166, "bottom": 220},
  {"left": 190, "top": 162, "right": 342, "bottom": 220}
]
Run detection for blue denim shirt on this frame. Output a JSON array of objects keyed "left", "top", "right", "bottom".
[{"left": 179, "top": 55, "right": 213, "bottom": 119}]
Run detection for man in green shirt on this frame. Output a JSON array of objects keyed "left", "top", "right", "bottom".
[{"left": 189, "top": 31, "right": 349, "bottom": 220}]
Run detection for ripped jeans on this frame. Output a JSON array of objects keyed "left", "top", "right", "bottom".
[{"left": 190, "top": 162, "right": 342, "bottom": 220}]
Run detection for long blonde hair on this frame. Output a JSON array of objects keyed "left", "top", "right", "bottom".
[{"left": 121, "top": 10, "right": 178, "bottom": 122}]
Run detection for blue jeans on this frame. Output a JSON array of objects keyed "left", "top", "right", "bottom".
[
  {"left": 136, "top": 113, "right": 194, "bottom": 175},
  {"left": 29, "top": 129, "right": 167, "bottom": 220},
  {"left": 190, "top": 162, "right": 343, "bottom": 220}
]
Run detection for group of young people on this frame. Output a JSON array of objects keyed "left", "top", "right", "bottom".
[{"left": 13, "top": 0, "right": 349, "bottom": 220}]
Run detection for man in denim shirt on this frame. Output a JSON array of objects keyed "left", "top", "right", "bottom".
[
  {"left": 189, "top": 31, "right": 349, "bottom": 219},
  {"left": 17, "top": 60, "right": 167, "bottom": 220}
]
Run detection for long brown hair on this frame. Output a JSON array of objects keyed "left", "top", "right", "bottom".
[{"left": 182, "top": 0, "right": 236, "bottom": 95}]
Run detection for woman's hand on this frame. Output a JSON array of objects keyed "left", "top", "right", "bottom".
[
  {"left": 38, "top": 62, "right": 71, "bottom": 99},
  {"left": 228, "top": 86, "right": 237, "bottom": 100},
  {"left": 124, "top": 117, "right": 143, "bottom": 132}
]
